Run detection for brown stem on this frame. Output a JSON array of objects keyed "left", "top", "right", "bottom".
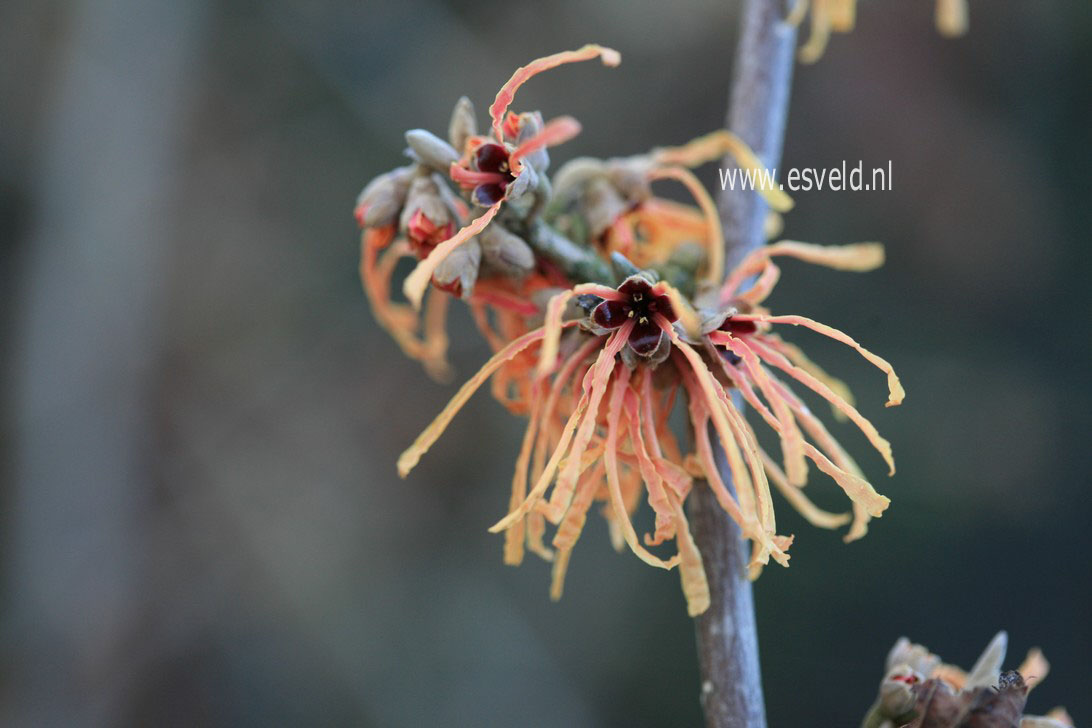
[{"left": 691, "top": 1, "right": 797, "bottom": 727}]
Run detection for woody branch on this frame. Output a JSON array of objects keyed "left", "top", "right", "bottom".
[{"left": 690, "top": 1, "right": 796, "bottom": 727}]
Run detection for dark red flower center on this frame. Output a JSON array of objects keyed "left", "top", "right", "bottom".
[
  {"left": 718, "top": 318, "right": 757, "bottom": 335},
  {"left": 472, "top": 143, "right": 516, "bottom": 206},
  {"left": 716, "top": 317, "right": 756, "bottom": 366},
  {"left": 591, "top": 277, "right": 677, "bottom": 356}
]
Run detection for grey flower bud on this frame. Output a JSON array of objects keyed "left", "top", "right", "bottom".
[
  {"left": 606, "top": 159, "right": 652, "bottom": 204},
  {"left": 479, "top": 225, "right": 535, "bottom": 278},
  {"left": 583, "top": 176, "right": 629, "bottom": 239},
  {"left": 878, "top": 667, "right": 922, "bottom": 719},
  {"left": 506, "top": 160, "right": 538, "bottom": 202},
  {"left": 400, "top": 175, "right": 455, "bottom": 246},
  {"left": 405, "top": 129, "right": 460, "bottom": 172},
  {"left": 432, "top": 237, "right": 481, "bottom": 299},
  {"left": 448, "top": 96, "right": 477, "bottom": 153},
  {"left": 551, "top": 157, "right": 606, "bottom": 205},
  {"left": 885, "top": 637, "right": 943, "bottom": 678},
  {"left": 354, "top": 165, "right": 414, "bottom": 228}
]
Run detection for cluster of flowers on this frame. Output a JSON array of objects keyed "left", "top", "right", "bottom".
[
  {"left": 793, "top": 0, "right": 969, "bottom": 63},
  {"left": 355, "top": 45, "right": 902, "bottom": 616},
  {"left": 863, "top": 632, "right": 1072, "bottom": 728}
]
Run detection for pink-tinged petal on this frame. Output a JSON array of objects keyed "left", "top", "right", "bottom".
[
  {"left": 732, "top": 313, "right": 905, "bottom": 407},
  {"left": 509, "top": 115, "right": 582, "bottom": 172},
  {"left": 601, "top": 363, "right": 679, "bottom": 570},
  {"left": 468, "top": 287, "right": 539, "bottom": 315},
  {"left": 489, "top": 45, "right": 621, "bottom": 140},
  {"left": 548, "top": 322, "right": 633, "bottom": 517},
  {"left": 535, "top": 289, "right": 576, "bottom": 379},
  {"left": 622, "top": 389, "right": 675, "bottom": 547},
  {"left": 571, "top": 282, "right": 627, "bottom": 301},
  {"left": 743, "top": 335, "right": 896, "bottom": 476},
  {"left": 449, "top": 162, "right": 507, "bottom": 189},
  {"left": 592, "top": 299, "right": 628, "bottom": 329}
]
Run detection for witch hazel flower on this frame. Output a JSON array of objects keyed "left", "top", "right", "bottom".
[
  {"left": 399, "top": 44, "right": 621, "bottom": 310},
  {"left": 354, "top": 44, "right": 904, "bottom": 614}
]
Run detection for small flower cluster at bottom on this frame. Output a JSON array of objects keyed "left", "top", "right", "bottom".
[{"left": 863, "top": 631, "right": 1073, "bottom": 728}]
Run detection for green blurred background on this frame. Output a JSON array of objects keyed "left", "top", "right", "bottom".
[{"left": 2, "top": 0, "right": 1089, "bottom": 725}]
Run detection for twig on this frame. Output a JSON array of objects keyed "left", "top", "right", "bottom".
[{"left": 690, "top": 1, "right": 797, "bottom": 727}]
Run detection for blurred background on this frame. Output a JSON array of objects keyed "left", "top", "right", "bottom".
[{"left": 2, "top": 0, "right": 1090, "bottom": 725}]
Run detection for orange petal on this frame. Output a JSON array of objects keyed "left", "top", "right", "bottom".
[
  {"left": 670, "top": 493, "right": 710, "bottom": 616},
  {"left": 509, "top": 115, "right": 583, "bottom": 171},
  {"left": 601, "top": 366, "right": 679, "bottom": 570},
  {"left": 760, "top": 449, "right": 851, "bottom": 529},
  {"left": 398, "top": 323, "right": 571, "bottom": 477},
  {"left": 647, "top": 166, "right": 725, "bottom": 285},
  {"left": 535, "top": 289, "right": 575, "bottom": 379},
  {"left": 652, "top": 129, "right": 793, "bottom": 213}
]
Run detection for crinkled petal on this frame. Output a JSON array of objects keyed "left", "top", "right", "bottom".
[
  {"left": 489, "top": 45, "right": 620, "bottom": 140},
  {"left": 398, "top": 322, "right": 573, "bottom": 477}
]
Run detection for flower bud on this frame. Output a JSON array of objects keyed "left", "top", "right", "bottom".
[
  {"left": 885, "top": 637, "right": 942, "bottom": 677},
  {"left": 583, "top": 176, "right": 629, "bottom": 240},
  {"left": 551, "top": 157, "right": 606, "bottom": 205},
  {"left": 606, "top": 159, "right": 652, "bottom": 204},
  {"left": 405, "top": 129, "right": 460, "bottom": 172},
  {"left": 432, "top": 236, "right": 481, "bottom": 298},
  {"left": 504, "top": 160, "right": 538, "bottom": 204},
  {"left": 478, "top": 224, "right": 535, "bottom": 278},
  {"left": 354, "top": 165, "right": 413, "bottom": 228},
  {"left": 400, "top": 176, "right": 456, "bottom": 257},
  {"left": 448, "top": 96, "right": 477, "bottom": 153},
  {"left": 877, "top": 667, "right": 923, "bottom": 720}
]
